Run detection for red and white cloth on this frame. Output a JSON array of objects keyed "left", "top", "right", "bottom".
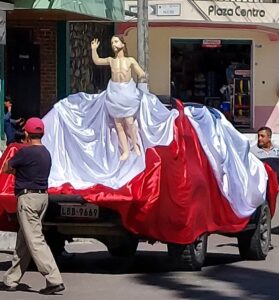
[
  {"left": 185, "top": 105, "right": 268, "bottom": 218},
  {"left": 0, "top": 88, "right": 277, "bottom": 244},
  {"left": 42, "top": 80, "right": 178, "bottom": 189}
]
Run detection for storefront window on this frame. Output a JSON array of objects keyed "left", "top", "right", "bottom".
[{"left": 171, "top": 39, "right": 252, "bottom": 128}]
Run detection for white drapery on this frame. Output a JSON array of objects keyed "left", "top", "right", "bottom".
[
  {"left": 42, "top": 81, "right": 178, "bottom": 189},
  {"left": 184, "top": 106, "right": 267, "bottom": 218},
  {"left": 42, "top": 79, "right": 268, "bottom": 218}
]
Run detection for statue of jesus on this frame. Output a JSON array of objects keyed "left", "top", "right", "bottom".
[{"left": 91, "top": 35, "right": 146, "bottom": 161}]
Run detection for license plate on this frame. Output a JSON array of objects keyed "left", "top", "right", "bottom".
[{"left": 60, "top": 204, "right": 99, "bottom": 219}]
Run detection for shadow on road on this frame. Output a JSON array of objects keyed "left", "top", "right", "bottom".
[
  {"left": 134, "top": 264, "right": 279, "bottom": 299},
  {"left": 0, "top": 282, "right": 36, "bottom": 293},
  {"left": 0, "top": 250, "right": 242, "bottom": 275},
  {"left": 271, "top": 226, "right": 279, "bottom": 235},
  {"left": 1, "top": 249, "right": 278, "bottom": 298},
  {"left": 55, "top": 250, "right": 179, "bottom": 274},
  {"left": 204, "top": 253, "right": 241, "bottom": 267},
  {"left": 55, "top": 250, "right": 243, "bottom": 274}
]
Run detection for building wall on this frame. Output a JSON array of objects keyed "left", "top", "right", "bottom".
[
  {"left": 123, "top": 25, "right": 279, "bottom": 130},
  {"left": 8, "top": 20, "right": 57, "bottom": 116},
  {"left": 33, "top": 22, "right": 57, "bottom": 115},
  {"left": 69, "top": 22, "right": 113, "bottom": 94},
  {"left": 125, "top": 0, "right": 279, "bottom": 23}
]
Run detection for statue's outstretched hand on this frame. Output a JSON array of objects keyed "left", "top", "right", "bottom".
[{"left": 91, "top": 38, "right": 100, "bottom": 50}]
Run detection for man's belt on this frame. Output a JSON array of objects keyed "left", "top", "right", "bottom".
[{"left": 17, "top": 189, "right": 47, "bottom": 197}]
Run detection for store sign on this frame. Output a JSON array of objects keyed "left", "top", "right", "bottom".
[
  {"left": 128, "top": 3, "right": 181, "bottom": 17},
  {"left": 208, "top": 5, "right": 265, "bottom": 18},
  {"left": 128, "top": 4, "right": 156, "bottom": 15},
  {"left": 234, "top": 69, "right": 251, "bottom": 77},
  {"left": 125, "top": 0, "right": 279, "bottom": 23},
  {"left": 157, "top": 4, "right": 181, "bottom": 16},
  {"left": 195, "top": 1, "right": 270, "bottom": 23},
  {"left": 202, "top": 39, "right": 222, "bottom": 48}
]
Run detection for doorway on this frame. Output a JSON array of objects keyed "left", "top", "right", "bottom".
[
  {"left": 6, "top": 28, "right": 40, "bottom": 120},
  {"left": 171, "top": 39, "right": 252, "bottom": 128}
]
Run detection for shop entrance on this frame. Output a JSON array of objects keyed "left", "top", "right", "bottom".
[
  {"left": 6, "top": 28, "right": 40, "bottom": 120},
  {"left": 171, "top": 39, "right": 252, "bottom": 128}
]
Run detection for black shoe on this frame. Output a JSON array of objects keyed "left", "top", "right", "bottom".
[
  {"left": 6, "top": 285, "right": 17, "bottom": 291},
  {"left": 0, "top": 282, "right": 17, "bottom": 291},
  {"left": 39, "top": 283, "right": 65, "bottom": 295}
]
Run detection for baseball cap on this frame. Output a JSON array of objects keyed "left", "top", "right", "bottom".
[{"left": 24, "top": 117, "right": 44, "bottom": 134}]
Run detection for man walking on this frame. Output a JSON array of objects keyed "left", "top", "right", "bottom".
[{"left": 1, "top": 117, "right": 65, "bottom": 295}]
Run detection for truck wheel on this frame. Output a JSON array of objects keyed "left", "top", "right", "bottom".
[
  {"left": 237, "top": 203, "right": 271, "bottom": 260},
  {"left": 167, "top": 234, "right": 208, "bottom": 271},
  {"left": 107, "top": 236, "right": 139, "bottom": 257},
  {"left": 44, "top": 230, "right": 66, "bottom": 257}
]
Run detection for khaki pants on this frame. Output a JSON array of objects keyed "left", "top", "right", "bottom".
[{"left": 3, "top": 193, "right": 63, "bottom": 287}]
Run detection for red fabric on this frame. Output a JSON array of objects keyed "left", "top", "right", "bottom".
[
  {"left": 263, "top": 162, "right": 278, "bottom": 218},
  {"left": 0, "top": 143, "right": 27, "bottom": 231},
  {"left": 0, "top": 104, "right": 278, "bottom": 244}
]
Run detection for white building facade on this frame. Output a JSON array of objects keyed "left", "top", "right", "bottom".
[{"left": 118, "top": 0, "right": 279, "bottom": 132}]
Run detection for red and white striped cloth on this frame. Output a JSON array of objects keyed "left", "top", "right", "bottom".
[{"left": 0, "top": 94, "right": 277, "bottom": 244}]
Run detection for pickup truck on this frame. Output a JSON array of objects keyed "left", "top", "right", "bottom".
[{"left": 0, "top": 99, "right": 278, "bottom": 271}]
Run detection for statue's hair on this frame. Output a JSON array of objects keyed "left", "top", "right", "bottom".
[{"left": 112, "top": 35, "right": 128, "bottom": 57}]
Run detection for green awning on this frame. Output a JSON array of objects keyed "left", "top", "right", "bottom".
[{"left": 14, "top": 0, "right": 124, "bottom": 21}]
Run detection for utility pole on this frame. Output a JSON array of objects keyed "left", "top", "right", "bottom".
[{"left": 137, "top": 0, "right": 149, "bottom": 82}]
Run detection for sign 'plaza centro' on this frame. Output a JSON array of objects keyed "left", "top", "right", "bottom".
[{"left": 208, "top": 5, "right": 266, "bottom": 18}]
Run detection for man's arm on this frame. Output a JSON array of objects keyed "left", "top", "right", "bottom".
[
  {"left": 91, "top": 39, "right": 110, "bottom": 66},
  {"left": 10, "top": 118, "right": 18, "bottom": 125},
  {"left": 2, "top": 161, "right": 16, "bottom": 175},
  {"left": 4, "top": 111, "right": 11, "bottom": 121}
]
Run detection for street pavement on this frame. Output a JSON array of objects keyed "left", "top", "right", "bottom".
[{"left": 0, "top": 203, "right": 279, "bottom": 299}]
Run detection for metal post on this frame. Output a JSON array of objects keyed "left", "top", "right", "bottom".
[{"left": 137, "top": 0, "right": 149, "bottom": 82}]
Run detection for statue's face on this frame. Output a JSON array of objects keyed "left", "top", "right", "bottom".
[{"left": 111, "top": 36, "right": 124, "bottom": 53}]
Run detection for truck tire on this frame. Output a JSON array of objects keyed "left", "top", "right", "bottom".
[
  {"left": 167, "top": 234, "right": 208, "bottom": 271},
  {"left": 237, "top": 203, "right": 271, "bottom": 260},
  {"left": 107, "top": 236, "right": 139, "bottom": 257}
]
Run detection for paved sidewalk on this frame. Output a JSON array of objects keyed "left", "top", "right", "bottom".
[{"left": 0, "top": 232, "right": 16, "bottom": 252}]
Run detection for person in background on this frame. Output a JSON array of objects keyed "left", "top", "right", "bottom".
[
  {"left": 4, "top": 97, "right": 24, "bottom": 145},
  {"left": 14, "top": 130, "right": 28, "bottom": 144},
  {"left": 1, "top": 117, "right": 65, "bottom": 295},
  {"left": 250, "top": 126, "right": 279, "bottom": 159},
  {"left": 250, "top": 126, "right": 279, "bottom": 251}
]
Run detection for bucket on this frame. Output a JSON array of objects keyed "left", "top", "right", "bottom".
[{"left": 220, "top": 101, "right": 230, "bottom": 112}]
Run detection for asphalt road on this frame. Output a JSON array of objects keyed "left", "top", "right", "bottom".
[{"left": 1, "top": 207, "right": 279, "bottom": 300}]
